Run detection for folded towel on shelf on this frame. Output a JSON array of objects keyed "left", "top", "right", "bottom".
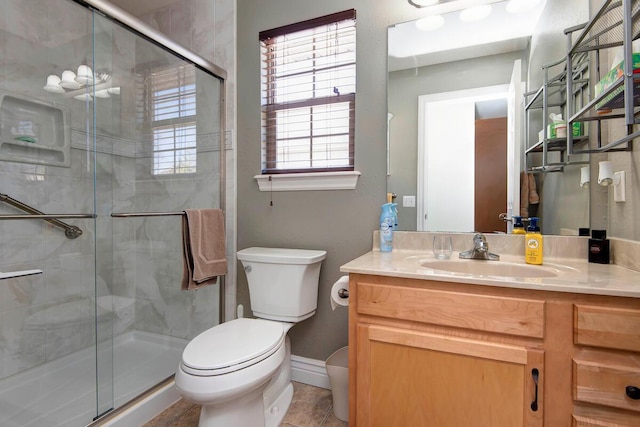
[{"left": 181, "top": 209, "right": 227, "bottom": 290}]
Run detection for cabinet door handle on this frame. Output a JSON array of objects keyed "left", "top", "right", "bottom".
[
  {"left": 531, "top": 368, "right": 539, "bottom": 411},
  {"left": 626, "top": 385, "right": 640, "bottom": 400}
]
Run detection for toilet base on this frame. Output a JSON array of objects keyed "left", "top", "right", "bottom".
[
  {"left": 198, "top": 384, "right": 267, "bottom": 427},
  {"left": 264, "top": 382, "right": 293, "bottom": 427}
]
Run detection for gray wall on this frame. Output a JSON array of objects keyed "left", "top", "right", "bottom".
[
  {"left": 388, "top": 51, "right": 527, "bottom": 231},
  {"left": 237, "top": 0, "right": 435, "bottom": 360}
]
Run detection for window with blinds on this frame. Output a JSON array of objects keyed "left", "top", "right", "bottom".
[
  {"left": 260, "top": 10, "right": 356, "bottom": 174},
  {"left": 149, "top": 65, "right": 197, "bottom": 175}
]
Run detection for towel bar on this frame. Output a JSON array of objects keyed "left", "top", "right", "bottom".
[{"left": 111, "top": 211, "right": 186, "bottom": 217}]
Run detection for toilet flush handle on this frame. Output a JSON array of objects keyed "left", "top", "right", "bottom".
[{"left": 244, "top": 266, "right": 252, "bottom": 273}]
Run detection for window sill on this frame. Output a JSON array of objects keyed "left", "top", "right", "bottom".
[{"left": 254, "top": 171, "right": 361, "bottom": 192}]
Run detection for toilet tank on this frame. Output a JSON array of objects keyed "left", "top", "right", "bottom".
[{"left": 237, "top": 247, "right": 327, "bottom": 322}]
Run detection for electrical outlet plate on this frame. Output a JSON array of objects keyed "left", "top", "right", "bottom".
[
  {"left": 614, "top": 171, "right": 626, "bottom": 202},
  {"left": 403, "top": 195, "right": 416, "bottom": 207}
]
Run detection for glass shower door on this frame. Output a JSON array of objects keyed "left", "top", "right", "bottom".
[
  {"left": 0, "top": 0, "right": 104, "bottom": 425},
  {"left": 92, "top": 6, "right": 223, "bottom": 415}
]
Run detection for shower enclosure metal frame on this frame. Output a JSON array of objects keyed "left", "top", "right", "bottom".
[{"left": 78, "top": 0, "right": 228, "bottom": 323}]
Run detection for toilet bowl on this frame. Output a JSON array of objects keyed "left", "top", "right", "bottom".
[
  {"left": 176, "top": 318, "right": 288, "bottom": 426},
  {"left": 175, "top": 247, "right": 326, "bottom": 427}
]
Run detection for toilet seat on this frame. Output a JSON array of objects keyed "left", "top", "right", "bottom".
[{"left": 181, "top": 318, "right": 285, "bottom": 377}]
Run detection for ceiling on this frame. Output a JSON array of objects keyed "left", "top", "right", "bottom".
[{"left": 388, "top": 0, "right": 546, "bottom": 71}]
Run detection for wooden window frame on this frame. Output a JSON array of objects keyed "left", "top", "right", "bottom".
[{"left": 260, "top": 9, "right": 356, "bottom": 175}]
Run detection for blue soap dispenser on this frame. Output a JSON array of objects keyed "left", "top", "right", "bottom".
[
  {"left": 380, "top": 203, "right": 394, "bottom": 252},
  {"left": 392, "top": 202, "right": 399, "bottom": 230}
]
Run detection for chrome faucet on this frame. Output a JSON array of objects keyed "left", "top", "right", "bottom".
[{"left": 459, "top": 233, "right": 500, "bottom": 261}]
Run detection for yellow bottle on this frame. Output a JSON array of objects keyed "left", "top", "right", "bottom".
[
  {"left": 512, "top": 216, "right": 525, "bottom": 234},
  {"left": 525, "top": 217, "right": 543, "bottom": 265}
]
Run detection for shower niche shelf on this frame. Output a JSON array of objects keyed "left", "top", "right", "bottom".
[{"left": 0, "top": 92, "right": 70, "bottom": 167}]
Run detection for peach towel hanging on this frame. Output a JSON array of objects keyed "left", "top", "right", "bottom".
[
  {"left": 520, "top": 172, "right": 539, "bottom": 217},
  {"left": 181, "top": 209, "right": 227, "bottom": 290}
]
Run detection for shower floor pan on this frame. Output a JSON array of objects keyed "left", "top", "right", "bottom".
[{"left": 0, "top": 330, "right": 187, "bottom": 427}]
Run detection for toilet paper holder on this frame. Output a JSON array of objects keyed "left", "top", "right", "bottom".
[{"left": 337, "top": 288, "right": 349, "bottom": 299}]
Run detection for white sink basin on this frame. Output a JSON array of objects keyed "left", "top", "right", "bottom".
[{"left": 420, "top": 259, "right": 559, "bottom": 278}]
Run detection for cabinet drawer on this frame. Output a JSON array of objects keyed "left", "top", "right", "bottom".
[
  {"left": 573, "top": 414, "right": 640, "bottom": 427},
  {"left": 574, "top": 305, "right": 640, "bottom": 352},
  {"left": 573, "top": 358, "right": 640, "bottom": 413},
  {"left": 356, "top": 281, "right": 545, "bottom": 338}
]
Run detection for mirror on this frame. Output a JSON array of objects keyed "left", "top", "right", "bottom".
[{"left": 387, "top": 0, "right": 591, "bottom": 235}]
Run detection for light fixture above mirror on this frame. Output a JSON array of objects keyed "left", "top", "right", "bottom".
[
  {"left": 408, "top": 0, "right": 542, "bottom": 16},
  {"left": 408, "top": 0, "right": 443, "bottom": 7}
]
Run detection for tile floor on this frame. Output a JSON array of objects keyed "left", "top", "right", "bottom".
[{"left": 144, "top": 381, "right": 348, "bottom": 427}]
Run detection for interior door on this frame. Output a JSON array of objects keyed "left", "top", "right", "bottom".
[
  {"left": 417, "top": 85, "right": 510, "bottom": 232},
  {"left": 475, "top": 117, "right": 508, "bottom": 233}
]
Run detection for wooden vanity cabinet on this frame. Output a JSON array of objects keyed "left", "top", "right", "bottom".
[
  {"left": 572, "top": 305, "right": 640, "bottom": 426},
  {"left": 348, "top": 273, "right": 640, "bottom": 427}
]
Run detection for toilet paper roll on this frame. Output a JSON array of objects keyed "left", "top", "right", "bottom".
[{"left": 330, "top": 276, "right": 350, "bottom": 310}]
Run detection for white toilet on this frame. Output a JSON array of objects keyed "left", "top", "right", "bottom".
[{"left": 175, "top": 247, "right": 327, "bottom": 427}]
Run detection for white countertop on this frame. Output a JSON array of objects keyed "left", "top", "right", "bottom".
[{"left": 340, "top": 250, "right": 640, "bottom": 298}]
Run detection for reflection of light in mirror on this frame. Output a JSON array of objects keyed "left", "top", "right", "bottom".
[
  {"left": 409, "top": 0, "right": 440, "bottom": 6},
  {"left": 388, "top": 1, "right": 544, "bottom": 60},
  {"left": 415, "top": 15, "right": 445, "bottom": 31},
  {"left": 460, "top": 4, "right": 492, "bottom": 21}
]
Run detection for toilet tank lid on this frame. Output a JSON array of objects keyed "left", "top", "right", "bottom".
[{"left": 237, "top": 247, "right": 326, "bottom": 264}]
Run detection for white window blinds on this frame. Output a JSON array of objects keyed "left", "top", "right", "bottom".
[{"left": 260, "top": 10, "right": 356, "bottom": 174}]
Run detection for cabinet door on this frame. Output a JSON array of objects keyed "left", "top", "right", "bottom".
[{"left": 356, "top": 324, "right": 544, "bottom": 427}]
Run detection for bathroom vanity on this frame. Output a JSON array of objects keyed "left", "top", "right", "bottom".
[{"left": 341, "top": 235, "right": 640, "bottom": 426}]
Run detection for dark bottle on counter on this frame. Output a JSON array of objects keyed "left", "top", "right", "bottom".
[{"left": 588, "top": 230, "right": 610, "bottom": 264}]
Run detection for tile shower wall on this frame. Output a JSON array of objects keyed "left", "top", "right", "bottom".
[
  {"left": 0, "top": 0, "right": 226, "bottom": 382},
  {"left": 0, "top": 0, "right": 96, "bottom": 379}
]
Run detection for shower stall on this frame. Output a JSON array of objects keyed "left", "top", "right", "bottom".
[{"left": 0, "top": 0, "right": 226, "bottom": 425}]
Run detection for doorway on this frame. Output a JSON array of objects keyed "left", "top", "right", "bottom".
[{"left": 417, "top": 85, "right": 510, "bottom": 232}]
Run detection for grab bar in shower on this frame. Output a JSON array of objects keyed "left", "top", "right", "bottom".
[{"left": 0, "top": 193, "right": 94, "bottom": 239}]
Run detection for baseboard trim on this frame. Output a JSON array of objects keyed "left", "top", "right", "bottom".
[{"left": 290, "top": 354, "right": 331, "bottom": 389}]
